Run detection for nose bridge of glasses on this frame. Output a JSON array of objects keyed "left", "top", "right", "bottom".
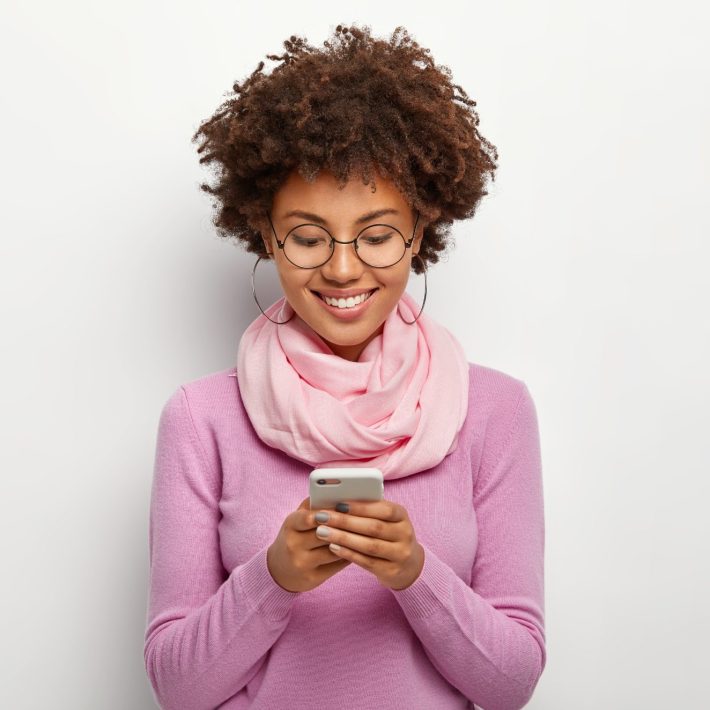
[
  {"left": 331, "top": 235, "right": 361, "bottom": 266},
  {"left": 327, "top": 233, "right": 363, "bottom": 271},
  {"left": 331, "top": 234, "right": 359, "bottom": 246}
]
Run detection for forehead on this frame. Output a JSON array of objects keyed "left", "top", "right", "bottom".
[{"left": 272, "top": 169, "right": 409, "bottom": 222}]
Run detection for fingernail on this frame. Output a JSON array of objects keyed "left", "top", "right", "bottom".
[
  {"left": 335, "top": 502, "right": 349, "bottom": 513},
  {"left": 316, "top": 525, "right": 330, "bottom": 537},
  {"left": 315, "top": 511, "right": 330, "bottom": 523}
]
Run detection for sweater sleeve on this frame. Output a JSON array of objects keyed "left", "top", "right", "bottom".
[
  {"left": 390, "top": 383, "right": 546, "bottom": 710},
  {"left": 143, "top": 386, "right": 300, "bottom": 710}
]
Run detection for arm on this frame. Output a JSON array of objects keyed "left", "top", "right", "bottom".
[
  {"left": 143, "top": 387, "right": 299, "bottom": 710},
  {"left": 391, "top": 383, "right": 546, "bottom": 710}
]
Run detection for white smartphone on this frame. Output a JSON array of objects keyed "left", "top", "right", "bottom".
[{"left": 309, "top": 467, "right": 384, "bottom": 510}]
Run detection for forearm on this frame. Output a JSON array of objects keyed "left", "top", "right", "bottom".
[
  {"left": 392, "top": 545, "right": 544, "bottom": 710},
  {"left": 145, "top": 545, "right": 298, "bottom": 710}
]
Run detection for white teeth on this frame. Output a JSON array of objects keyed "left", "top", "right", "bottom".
[{"left": 321, "top": 290, "right": 374, "bottom": 308}]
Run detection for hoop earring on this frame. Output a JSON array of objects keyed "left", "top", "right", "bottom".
[
  {"left": 251, "top": 255, "right": 294, "bottom": 324},
  {"left": 397, "top": 254, "right": 428, "bottom": 325}
]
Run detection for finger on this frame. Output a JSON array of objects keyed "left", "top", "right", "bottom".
[
  {"left": 316, "top": 526, "right": 401, "bottom": 561},
  {"left": 300, "top": 532, "right": 353, "bottom": 564},
  {"left": 331, "top": 499, "right": 405, "bottom": 524},
  {"left": 327, "top": 541, "right": 388, "bottom": 571},
  {"left": 311, "top": 544, "right": 351, "bottom": 567},
  {"left": 290, "top": 498, "right": 317, "bottom": 531},
  {"left": 312, "top": 509, "right": 401, "bottom": 542},
  {"left": 305, "top": 530, "right": 337, "bottom": 550}
]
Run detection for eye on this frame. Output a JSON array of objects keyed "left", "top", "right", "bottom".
[
  {"left": 291, "top": 233, "right": 329, "bottom": 247},
  {"left": 360, "top": 233, "right": 394, "bottom": 245}
]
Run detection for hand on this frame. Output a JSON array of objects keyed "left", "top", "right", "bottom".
[
  {"left": 267, "top": 497, "right": 352, "bottom": 593},
  {"left": 313, "top": 499, "right": 425, "bottom": 591}
]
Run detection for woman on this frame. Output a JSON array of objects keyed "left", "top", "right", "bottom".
[{"left": 144, "top": 24, "right": 546, "bottom": 710}]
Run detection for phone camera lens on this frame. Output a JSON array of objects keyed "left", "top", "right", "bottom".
[{"left": 317, "top": 479, "right": 326, "bottom": 485}]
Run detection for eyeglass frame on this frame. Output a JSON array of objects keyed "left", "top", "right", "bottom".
[{"left": 265, "top": 211, "right": 421, "bottom": 269}]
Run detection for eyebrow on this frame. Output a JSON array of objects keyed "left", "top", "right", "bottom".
[{"left": 281, "top": 208, "right": 400, "bottom": 225}]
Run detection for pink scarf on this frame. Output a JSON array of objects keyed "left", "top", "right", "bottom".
[{"left": 236, "top": 291, "right": 469, "bottom": 480}]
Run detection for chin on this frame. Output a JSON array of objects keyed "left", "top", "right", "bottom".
[{"left": 290, "top": 287, "right": 395, "bottom": 341}]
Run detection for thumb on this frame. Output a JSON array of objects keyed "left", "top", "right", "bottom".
[{"left": 297, "top": 496, "right": 311, "bottom": 510}]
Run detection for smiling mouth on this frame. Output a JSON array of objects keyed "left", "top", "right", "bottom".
[
  {"left": 311, "top": 288, "right": 378, "bottom": 302},
  {"left": 309, "top": 289, "right": 379, "bottom": 313}
]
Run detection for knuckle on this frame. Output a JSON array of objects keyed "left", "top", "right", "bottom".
[
  {"left": 369, "top": 539, "right": 383, "bottom": 558},
  {"left": 371, "top": 519, "right": 385, "bottom": 538}
]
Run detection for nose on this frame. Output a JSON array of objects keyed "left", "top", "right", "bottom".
[{"left": 321, "top": 238, "right": 365, "bottom": 282}]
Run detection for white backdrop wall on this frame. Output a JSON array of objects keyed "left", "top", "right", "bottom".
[{"left": 1, "top": 1, "right": 708, "bottom": 708}]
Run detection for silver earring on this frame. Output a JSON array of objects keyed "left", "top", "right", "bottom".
[
  {"left": 397, "top": 254, "right": 428, "bottom": 324},
  {"left": 251, "top": 255, "right": 294, "bottom": 324}
]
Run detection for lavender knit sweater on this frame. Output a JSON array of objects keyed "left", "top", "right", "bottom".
[{"left": 144, "top": 362, "right": 546, "bottom": 710}]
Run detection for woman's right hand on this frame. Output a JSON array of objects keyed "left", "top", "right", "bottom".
[{"left": 267, "top": 497, "right": 352, "bottom": 592}]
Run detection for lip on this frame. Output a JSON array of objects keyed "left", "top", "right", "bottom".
[{"left": 311, "top": 288, "right": 378, "bottom": 320}]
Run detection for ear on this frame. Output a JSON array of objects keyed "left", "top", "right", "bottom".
[
  {"left": 412, "top": 216, "right": 431, "bottom": 256},
  {"left": 413, "top": 230, "right": 424, "bottom": 256},
  {"left": 412, "top": 208, "right": 439, "bottom": 256},
  {"left": 253, "top": 217, "right": 274, "bottom": 257}
]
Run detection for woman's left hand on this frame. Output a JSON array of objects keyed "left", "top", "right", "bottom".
[{"left": 314, "top": 499, "right": 425, "bottom": 590}]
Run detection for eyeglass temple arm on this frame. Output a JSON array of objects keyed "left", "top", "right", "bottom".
[
  {"left": 406, "top": 211, "right": 421, "bottom": 247},
  {"left": 265, "top": 212, "right": 285, "bottom": 249}
]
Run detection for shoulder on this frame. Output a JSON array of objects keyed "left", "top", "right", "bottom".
[
  {"left": 158, "top": 365, "right": 245, "bottom": 431},
  {"left": 179, "top": 365, "right": 241, "bottom": 407},
  {"left": 466, "top": 360, "right": 532, "bottom": 414},
  {"left": 465, "top": 361, "right": 539, "bottom": 470}
]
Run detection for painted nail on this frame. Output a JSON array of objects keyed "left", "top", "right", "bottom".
[
  {"left": 335, "top": 502, "right": 349, "bottom": 513},
  {"left": 316, "top": 525, "right": 330, "bottom": 538},
  {"left": 315, "top": 511, "right": 330, "bottom": 523}
]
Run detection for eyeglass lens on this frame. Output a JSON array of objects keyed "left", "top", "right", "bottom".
[{"left": 283, "top": 224, "right": 407, "bottom": 268}]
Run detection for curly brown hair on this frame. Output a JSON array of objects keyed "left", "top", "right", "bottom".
[{"left": 192, "top": 24, "right": 498, "bottom": 274}]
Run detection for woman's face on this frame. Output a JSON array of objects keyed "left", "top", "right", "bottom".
[{"left": 261, "top": 169, "right": 425, "bottom": 361}]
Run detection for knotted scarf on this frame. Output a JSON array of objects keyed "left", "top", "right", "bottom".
[{"left": 236, "top": 291, "right": 469, "bottom": 479}]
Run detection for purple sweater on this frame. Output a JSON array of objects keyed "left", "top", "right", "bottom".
[{"left": 144, "top": 363, "right": 546, "bottom": 710}]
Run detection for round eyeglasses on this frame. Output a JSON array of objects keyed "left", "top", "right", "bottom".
[{"left": 266, "top": 212, "right": 420, "bottom": 269}]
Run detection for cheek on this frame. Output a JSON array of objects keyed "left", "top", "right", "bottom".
[
  {"left": 275, "top": 266, "right": 308, "bottom": 294},
  {"left": 383, "top": 266, "right": 413, "bottom": 294}
]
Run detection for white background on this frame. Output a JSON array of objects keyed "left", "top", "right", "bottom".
[{"left": 1, "top": 1, "right": 708, "bottom": 707}]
